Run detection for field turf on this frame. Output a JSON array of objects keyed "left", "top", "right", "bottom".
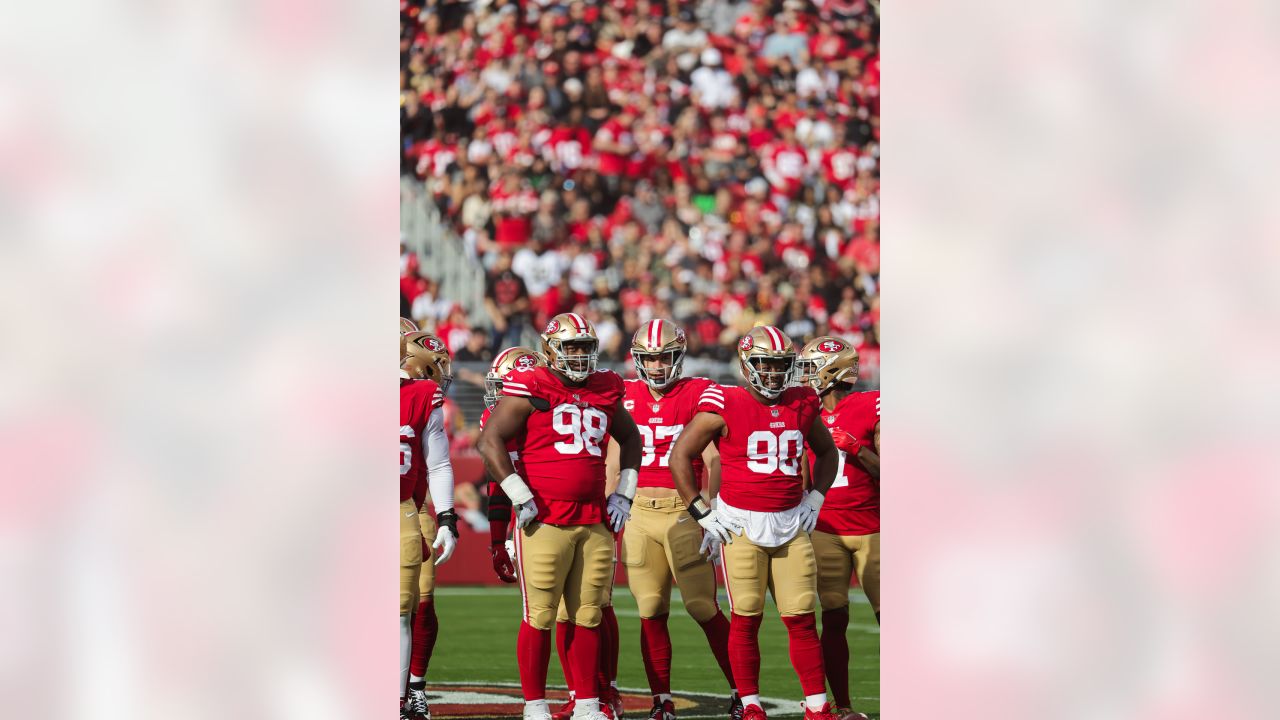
[{"left": 433, "top": 585, "right": 879, "bottom": 718}]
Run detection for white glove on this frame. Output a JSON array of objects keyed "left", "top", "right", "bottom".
[
  {"left": 798, "top": 490, "right": 825, "bottom": 534},
  {"left": 514, "top": 499, "right": 539, "bottom": 529},
  {"left": 697, "top": 509, "right": 742, "bottom": 545},
  {"left": 432, "top": 527, "right": 457, "bottom": 565},
  {"left": 606, "top": 493, "right": 632, "bottom": 532},
  {"left": 698, "top": 530, "right": 723, "bottom": 563}
]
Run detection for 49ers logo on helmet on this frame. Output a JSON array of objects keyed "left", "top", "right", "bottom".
[
  {"left": 545, "top": 319, "right": 560, "bottom": 334},
  {"left": 675, "top": 328, "right": 686, "bottom": 342},
  {"left": 515, "top": 355, "right": 537, "bottom": 368},
  {"left": 424, "top": 337, "right": 445, "bottom": 352},
  {"left": 739, "top": 334, "right": 754, "bottom": 351},
  {"left": 818, "top": 339, "right": 845, "bottom": 353}
]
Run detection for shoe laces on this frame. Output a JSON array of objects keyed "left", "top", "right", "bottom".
[{"left": 408, "top": 688, "right": 430, "bottom": 714}]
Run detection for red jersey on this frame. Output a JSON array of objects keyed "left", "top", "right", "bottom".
[
  {"left": 807, "top": 391, "right": 880, "bottom": 535},
  {"left": 400, "top": 378, "right": 444, "bottom": 503},
  {"left": 622, "top": 376, "right": 714, "bottom": 490},
  {"left": 696, "top": 385, "right": 821, "bottom": 512},
  {"left": 501, "top": 366, "right": 625, "bottom": 525}
]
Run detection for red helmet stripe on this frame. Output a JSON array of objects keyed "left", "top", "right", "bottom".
[
  {"left": 568, "top": 313, "right": 587, "bottom": 332},
  {"left": 764, "top": 326, "right": 784, "bottom": 351},
  {"left": 649, "top": 319, "right": 662, "bottom": 348}
]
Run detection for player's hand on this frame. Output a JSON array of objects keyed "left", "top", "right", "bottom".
[
  {"left": 830, "top": 428, "right": 861, "bottom": 456},
  {"left": 433, "top": 510, "right": 460, "bottom": 565},
  {"left": 798, "top": 491, "right": 825, "bottom": 534},
  {"left": 514, "top": 499, "right": 539, "bottom": 529},
  {"left": 697, "top": 509, "right": 742, "bottom": 545},
  {"left": 490, "top": 542, "right": 518, "bottom": 583},
  {"left": 606, "top": 493, "right": 632, "bottom": 532},
  {"left": 698, "top": 530, "right": 723, "bottom": 563}
]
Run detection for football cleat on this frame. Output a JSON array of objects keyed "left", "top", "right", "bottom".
[
  {"left": 602, "top": 687, "right": 625, "bottom": 719},
  {"left": 741, "top": 704, "right": 768, "bottom": 720},
  {"left": 631, "top": 318, "right": 687, "bottom": 389},
  {"left": 647, "top": 698, "right": 675, "bottom": 720},
  {"left": 406, "top": 687, "right": 431, "bottom": 719},
  {"left": 801, "top": 702, "right": 842, "bottom": 720},
  {"left": 833, "top": 709, "right": 869, "bottom": 720},
  {"left": 485, "top": 346, "right": 547, "bottom": 409},
  {"left": 400, "top": 331, "right": 454, "bottom": 392},
  {"left": 796, "top": 335, "right": 859, "bottom": 395},
  {"left": 552, "top": 697, "right": 576, "bottom": 720},
  {"left": 736, "top": 325, "right": 797, "bottom": 399},
  {"left": 728, "top": 695, "right": 744, "bottom": 720},
  {"left": 541, "top": 312, "right": 599, "bottom": 382}
]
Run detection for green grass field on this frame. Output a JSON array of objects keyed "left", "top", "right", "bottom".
[{"left": 433, "top": 585, "right": 879, "bottom": 719}]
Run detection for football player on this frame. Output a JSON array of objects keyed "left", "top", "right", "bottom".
[
  {"left": 400, "top": 331, "right": 460, "bottom": 720},
  {"left": 615, "top": 319, "right": 740, "bottom": 720},
  {"left": 668, "top": 326, "right": 844, "bottom": 720},
  {"left": 478, "top": 312, "right": 643, "bottom": 720},
  {"left": 480, "top": 347, "right": 623, "bottom": 720},
  {"left": 796, "top": 337, "right": 878, "bottom": 720}
]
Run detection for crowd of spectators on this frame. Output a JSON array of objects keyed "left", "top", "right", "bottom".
[{"left": 400, "top": 0, "right": 881, "bottom": 385}]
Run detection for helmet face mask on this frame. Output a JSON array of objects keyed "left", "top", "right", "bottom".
[{"left": 633, "top": 349, "right": 684, "bottom": 389}]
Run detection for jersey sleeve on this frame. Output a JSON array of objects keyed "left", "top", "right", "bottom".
[
  {"left": 695, "top": 383, "right": 727, "bottom": 415},
  {"left": 499, "top": 366, "right": 539, "bottom": 399}
]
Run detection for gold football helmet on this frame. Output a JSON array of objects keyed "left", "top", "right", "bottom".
[
  {"left": 631, "top": 318, "right": 686, "bottom": 390},
  {"left": 797, "top": 336, "right": 860, "bottom": 394},
  {"left": 485, "top": 346, "right": 548, "bottom": 409},
  {"left": 737, "top": 325, "right": 797, "bottom": 400},
  {"left": 541, "top": 312, "right": 599, "bottom": 382},
  {"left": 400, "top": 317, "right": 418, "bottom": 335},
  {"left": 400, "top": 331, "right": 453, "bottom": 392}
]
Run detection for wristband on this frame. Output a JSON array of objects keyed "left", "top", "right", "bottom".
[
  {"left": 616, "top": 468, "right": 639, "bottom": 501},
  {"left": 688, "top": 495, "right": 712, "bottom": 520},
  {"left": 436, "top": 509, "right": 459, "bottom": 537},
  {"left": 499, "top": 473, "right": 534, "bottom": 505}
]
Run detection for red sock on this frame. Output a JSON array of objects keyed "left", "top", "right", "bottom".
[
  {"left": 821, "top": 608, "right": 851, "bottom": 707},
  {"left": 410, "top": 598, "right": 438, "bottom": 677},
  {"left": 697, "top": 612, "right": 736, "bottom": 689},
  {"left": 518, "top": 622, "right": 552, "bottom": 701},
  {"left": 728, "top": 613, "right": 763, "bottom": 697},
  {"left": 556, "top": 620, "right": 575, "bottom": 690},
  {"left": 640, "top": 614, "right": 672, "bottom": 695},
  {"left": 601, "top": 605, "right": 619, "bottom": 687},
  {"left": 781, "top": 613, "right": 827, "bottom": 696},
  {"left": 568, "top": 623, "right": 602, "bottom": 699}
]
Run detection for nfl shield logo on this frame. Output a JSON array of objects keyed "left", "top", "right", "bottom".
[
  {"left": 826, "top": 416, "right": 835, "bottom": 424},
  {"left": 771, "top": 409, "right": 780, "bottom": 417},
  {"left": 651, "top": 403, "right": 661, "bottom": 412}
]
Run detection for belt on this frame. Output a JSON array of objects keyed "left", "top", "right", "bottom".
[{"left": 634, "top": 496, "right": 687, "bottom": 510}]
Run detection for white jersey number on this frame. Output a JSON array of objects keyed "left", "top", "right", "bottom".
[
  {"left": 745, "top": 429, "right": 805, "bottom": 475},
  {"left": 400, "top": 425, "right": 415, "bottom": 476},
  {"left": 637, "top": 424, "right": 685, "bottom": 467},
  {"left": 552, "top": 404, "right": 609, "bottom": 456}
]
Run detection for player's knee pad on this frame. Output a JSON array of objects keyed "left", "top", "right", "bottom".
[
  {"left": 635, "top": 593, "right": 669, "bottom": 619},
  {"left": 573, "top": 604, "right": 602, "bottom": 628},
  {"left": 819, "top": 587, "right": 850, "bottom": 611},
  {"left": 683, "top": 596, "right": 718, "bottom": 624},
  {"left": 527, "top": 605, "right": 556, "bottom": 631}
]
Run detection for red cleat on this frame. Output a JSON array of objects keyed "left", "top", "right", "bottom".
[
  {"left": 742, "top": 705, "right": 768, "bottom": 720},
  {"left": 602, "top": 687, "right": 625, "bottom": 719},
  {"left": 801, "top": 703, "right": 847, "bottom": 720},
  {"left": 552, "top": 697, "right": 576, "bottom": 720},
  {"left": 647, "top": 698, "right": 675, "bottom": 720}
]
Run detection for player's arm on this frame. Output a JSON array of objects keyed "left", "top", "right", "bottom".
[
  {"left": 478, "top": 396, "right": 540, "bottom": 527},
  {"left": 604, "top": 436, "right": 621, "bottom": 496},
  {"left": 701, "top": 442, "right": 721, "bottom": 502},
  {"left": 798, "top": 414, "right": 838, "bottom": 533},
  {"left": 670, "top": 412, "right": 740, "bottom": 549},
  {"left": 424, "top": 407, "right": 459, "bottom": 564},
  {"left": 605, "top": 403, "right": 642, "bottom": 530},
  {"left": 854, "top": 425, "right": 880, "bottom": 480}
]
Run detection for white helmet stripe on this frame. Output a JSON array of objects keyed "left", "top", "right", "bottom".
[
  {"left": 649, "top": 319, "right": 661, "bottom": 349},
  {"left": 492, "top": 347, "right": 514, "bottom": 371},
  {"left": 568, "top": 313, "right": 587, "bottom": 332}
]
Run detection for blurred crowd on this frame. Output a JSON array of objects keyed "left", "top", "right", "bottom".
[{"left": 400, "top": 0, "right": 880, "bottom": 383}]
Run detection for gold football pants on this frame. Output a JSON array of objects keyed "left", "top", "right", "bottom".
[
  {"left": 720, "top": 530, "right": 818, "bottom": 617},
  {"left": 517, "top": 522, "right": 613, "bottom": 630},
  {"left": 401, "top": 499, "right": 423, "bottom": 615},
  {"left": 620, "top": 496, "right": 721, "bottom": 622},
  {"left": 811, "top": 530, "right": 880, "bottom": 614}
]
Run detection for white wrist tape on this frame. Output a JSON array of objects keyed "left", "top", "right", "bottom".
[
  {"left": 616, "top": 468, "right": 639, "bottom": 501},
  {"left": 500, "top": 473, "right": 534, "bottom": 505}
]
